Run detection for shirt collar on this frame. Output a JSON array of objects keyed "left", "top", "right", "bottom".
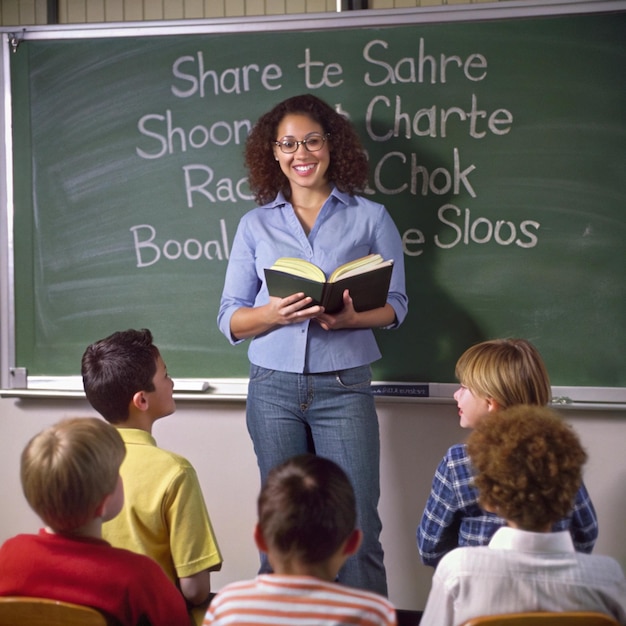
[
  {"left": 116, "top": 427, "right": 156, "bottom": 446},
  {"left": 489, "top": 526, "right": 576, "bottom": 553},
  {"left": 265, "top": 186, "right": 350, "bottom": 209}
]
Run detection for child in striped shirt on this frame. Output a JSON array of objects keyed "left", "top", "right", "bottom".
[{"left": 204, "top": 453, "right": 397, "bottom": 626}]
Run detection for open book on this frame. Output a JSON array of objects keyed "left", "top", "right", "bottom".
[{"left": 264, "top": 253, "right": 394, "bottom": 314}]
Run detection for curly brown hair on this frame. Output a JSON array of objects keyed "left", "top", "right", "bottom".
[
  {"left": 467, "top": 405, "right": 587, "bottom": 531},
  {"left": 244, "top": 94, "right": 369, "bottom": 205}
]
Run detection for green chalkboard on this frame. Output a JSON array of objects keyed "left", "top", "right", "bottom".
[{"left": 6, "top": 5, "right": 626, "bottom": 395}]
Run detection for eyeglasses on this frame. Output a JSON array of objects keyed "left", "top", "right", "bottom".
[{"left": 273, "top": 133, "right": 328, "bottom": 154}]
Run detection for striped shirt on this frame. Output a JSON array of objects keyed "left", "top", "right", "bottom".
[{"left": 203, "top": 574, "right": 397, "bottom": 626}]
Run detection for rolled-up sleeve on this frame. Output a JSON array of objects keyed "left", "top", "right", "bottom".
[{"left": 217, "top": 217, "right": 262, "bottom": 345}]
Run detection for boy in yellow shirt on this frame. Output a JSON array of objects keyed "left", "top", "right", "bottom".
[{"left": 82, "top": 328, "right": 222, "bottom": 625}]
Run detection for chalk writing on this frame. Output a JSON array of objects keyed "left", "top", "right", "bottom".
[
  {"left": 171, "top": 53, "right": 283, "bottom": 97},
  {"left": 362, "top": 38, "right": 488, "bottom": 85},
  {"left": 131, "top": 220, "right": 231, "bottom": 268},
  {"left": 129, "top": 36, "right": 537, "bottom": 267},
  {"left": 136, "top": 110, "right": 252, "bottom": 159},
  {"left": 365, "top": 94, "right": 513, "bottom": 140}
]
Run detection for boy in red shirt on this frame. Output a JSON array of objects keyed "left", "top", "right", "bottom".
[{"left": 0, "top": 417, "right": 189, "bottom": 626}]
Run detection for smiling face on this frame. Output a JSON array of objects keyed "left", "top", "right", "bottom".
[{"left": 273, "top": 113, "right": 331, "bottom": 197}]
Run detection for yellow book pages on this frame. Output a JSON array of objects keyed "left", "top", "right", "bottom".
[
  {"left": 333, "top": 258, "right": 393, "bottom": 281},
  {"left": 271, "top": 257, "right": 325, "bottom": 282},
  {"left": 329, "top": 254, "right": 384, "bottom": 282}
]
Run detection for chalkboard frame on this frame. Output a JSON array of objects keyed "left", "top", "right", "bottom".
[{"left": 1, "top": 0, "right": 625, "bottom": 406}]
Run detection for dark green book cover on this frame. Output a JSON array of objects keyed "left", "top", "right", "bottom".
[{"left": 264, "top": 262, "right": 393, "bottom": 314}]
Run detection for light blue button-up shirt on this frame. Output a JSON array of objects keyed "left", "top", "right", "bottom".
[{"left": 217, "top": 187, "right": 408, "bottom": 374}]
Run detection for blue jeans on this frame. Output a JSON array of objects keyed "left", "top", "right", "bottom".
[{"left": 246, "top": 364, "right": 387, "bottom": 596}]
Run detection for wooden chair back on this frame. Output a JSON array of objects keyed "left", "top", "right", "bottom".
[
  {"left": 460, "top": 612, "right": 620, "bottom": 626},
  {"left": 0, "top": 596, "right": 114, "bottom": 626}
]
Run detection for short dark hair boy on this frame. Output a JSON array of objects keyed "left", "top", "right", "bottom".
[
  {"left": 82, "top": 328, "right": 222, "bottom": 625},
  {"left": 82, "top": 327, "right": 162, "bottom": 422}
]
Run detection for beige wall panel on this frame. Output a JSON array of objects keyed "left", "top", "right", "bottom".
[
  {"left": 0, "top": 0, "right": 518, "bottom": 24},
  {"left": 369, "top": 0, "right": 395, "bottom": 10},
  {"left": 0, "top": 1, "right": 47, "bottom": 30},
  {"left": 15, "top": 0, "right": 35, "bottom": 23},
  {"left": 265, "top": 0, "right": 288, "bottom": 15},
  {"left": 0, "top": 0, "right": 20, "bottom": 26},
  {"left": 185, "top": 0, "right": 206, "bottom": 18},
  {"left": 225, "top": 0, "right": 245, "bottom": 16},
  {"left": 306, "top": 0, "right": 328, "bottom": 12},
  {"left": 85, "top": 0, "right": 104, "bottom": 22},
  {"left": 143, "top": 0, "right": 165, "bottom": 20},
  {"left": 27, "top": 0, "right": 40, "bottom": 24},
  {"left": 123, "top": 0, "right": 144, "bottom": 20},
  {"left": 286, "top": 0, "right": 307, "bottom": 13},
  {"left": 105, "top": 0, "right": 124, "bottom": 21},
  {"left": 245, "top": 0, "right": 265, "bottom": 15},
  {"left": 111, "top": 0, "right": 125, "bottom": 22},
  {"left": 163, "top": 0, "right": 184, "bottom": 19},
  {"left": 60, "top": 0, "right": 86, "bottom": 23},
  {"left": 100, "top": 0, "right": 122, "bottom": 22},
  {"left": 203, "top": 0, "right": 225, "bottom": 18},
  {"left": 392, "top": 0, "right": 421, "bottom": 8}
]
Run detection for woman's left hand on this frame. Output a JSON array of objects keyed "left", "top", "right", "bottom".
[
  {"left": 315, "top": 289, "right": 357, "bottom": 331},
  {"left": 316, "top": 289, "right": 398, "bottom": 331}
]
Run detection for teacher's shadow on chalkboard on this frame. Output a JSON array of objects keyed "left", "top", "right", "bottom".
[{"left": 362, "top": 130, "right": 485, "bottom": 383}]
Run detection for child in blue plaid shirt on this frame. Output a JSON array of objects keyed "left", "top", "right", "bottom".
[{"left": 416, "top": 338, "right": 598, "bottom": 567}]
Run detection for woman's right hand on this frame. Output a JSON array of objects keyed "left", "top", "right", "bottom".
[
  {"left": 230, "top": 293, "right": 324, "bottom": 340},
  {"left": 271, "top": 293, "right": 324, "bottom": 326}
]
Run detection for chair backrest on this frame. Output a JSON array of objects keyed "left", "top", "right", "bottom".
[
  {"left": 460, "top": 612, "right": 620, "bottom": 626},
  {"left": 0, "top": 596, "right": 113, "bottom": 626}
]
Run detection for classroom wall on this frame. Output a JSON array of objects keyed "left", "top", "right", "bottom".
[
  {"left": 0, "top": 394, "right": 624, "bottom": 611},
  {"left": 0, "top": 0, "right": 503, "bottom": 26}
]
